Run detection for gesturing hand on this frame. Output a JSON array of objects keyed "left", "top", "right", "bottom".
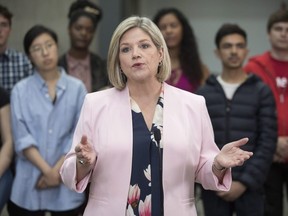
[
  {"left": 74, "top": 135, "right": 97, "bottom": 167},
  {"left": 214, "top": 138, "right": 253, "bottom": 169}
]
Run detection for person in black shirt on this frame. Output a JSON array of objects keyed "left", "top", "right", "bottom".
[{"left": 0, "top": 87, "right": 13, "bottom": 214}]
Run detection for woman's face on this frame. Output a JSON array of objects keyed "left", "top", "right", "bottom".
[
  {"left": 69, "top": 16, "right": 95, "bottom": 50},
  {"left": 157, "top": 13, "right": 183, "bottom": 49},
  {"left": 29, "top": 33, "right": 58, "bottom": 72},
  {"left": 119, "top": 27, "right": 163, "bottom": 85}
]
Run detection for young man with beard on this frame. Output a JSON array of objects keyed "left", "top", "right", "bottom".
[
  {"left": 59, "top": 0, "right": 109, "bottom": 92},
  {"left": 197, "top": 24, "right": 277, "bottom": 216},
  {"left": 244, "top": 5, "right": 288, "bottom": 216}
]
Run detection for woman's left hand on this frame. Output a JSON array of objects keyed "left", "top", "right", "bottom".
[{"left": 214, "top": 138, "right": 253, "bottom": 169}]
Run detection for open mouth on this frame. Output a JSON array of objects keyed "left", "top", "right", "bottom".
[{"left": 132, "top": 63, "right": 143, "bottom": 67}]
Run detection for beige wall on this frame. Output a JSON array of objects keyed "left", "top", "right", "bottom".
[
  {"left": 1, "top": 0, "right": 100, "bottom": 56},
  {"left": 139, "top": 0, "right": 286, "bottom": 73},
  {"left": 2, "top": 0, "right": 287, "bottom": 73}
]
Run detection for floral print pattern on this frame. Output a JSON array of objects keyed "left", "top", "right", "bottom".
[
  {"left": 128, "top": 184, "right": 141, "bottom": 208},
  {"left": 139, "top": 195, "right": 152, "bottom": 216},
  {"left": 126, "top": 87, "right": 164, "bottom": 216}
]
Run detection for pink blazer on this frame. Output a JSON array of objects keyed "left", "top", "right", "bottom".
[{"left": 60, "top": 83, "right": 231, "bottom": 216}]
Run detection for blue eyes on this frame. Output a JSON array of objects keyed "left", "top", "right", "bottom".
[
  {"left": 121, "top": 47, "right": 130, "bottom": 53},
  {"left": 120, "top": 44, "right": 151, "bottom": 53},
  {"left": 142, "top": 44, "right": 149, "bottom": 48}
]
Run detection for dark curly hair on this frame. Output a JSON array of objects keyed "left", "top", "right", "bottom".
[
  {"left": 153, "top": 8, "right": 204, "bottom": 86},
  {"left": 68, "top": 0, "right": 102, "bottom": 29}
]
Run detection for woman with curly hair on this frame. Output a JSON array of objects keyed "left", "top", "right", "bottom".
[{"left": 153, "top": 8, "right": 209, "bottom": 92}]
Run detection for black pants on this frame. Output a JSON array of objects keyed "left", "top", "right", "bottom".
[
  {"left": 264, "top": 163, "right": 288, "bottom": 216},
  {"left": 7, "top": 200, "right": 83, "bottom": 216},
  {"left": 201, "top": 186, "right": 264, "bottom": 216}
]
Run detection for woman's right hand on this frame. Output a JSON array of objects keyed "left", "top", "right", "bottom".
[{"left": 75, "top": 135, "right": 97, "bottom": 167}]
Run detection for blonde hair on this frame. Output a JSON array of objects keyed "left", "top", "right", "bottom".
[{"left": 107, "top": 16, "right": 171, "bottom": 90}]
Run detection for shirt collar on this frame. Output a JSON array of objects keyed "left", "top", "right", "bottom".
[{"left": 33, "top": 67, "right": 67, "bottom": 91}]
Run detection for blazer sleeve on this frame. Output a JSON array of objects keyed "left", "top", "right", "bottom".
[{"left": 60, "top": 95, "right": 94, "bottom": 193}]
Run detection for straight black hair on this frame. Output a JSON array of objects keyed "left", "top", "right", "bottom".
[
  {"left": 215, "top": 23, "right": 247, "bottom": 49},
  {"left": 23, "top": 25, "right": 58, "bottom": 55}
]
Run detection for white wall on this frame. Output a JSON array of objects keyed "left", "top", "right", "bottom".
[{"left": 139, "top": 0, "right": 286, "bottom": 74}]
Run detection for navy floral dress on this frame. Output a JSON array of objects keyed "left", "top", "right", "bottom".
[{"left": 126, "top": 89, "right": 164, "bottom": 216}]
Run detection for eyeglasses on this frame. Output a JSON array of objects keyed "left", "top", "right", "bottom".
[{"left": 30, "top": 41, "right": 56, "bottom": 55}]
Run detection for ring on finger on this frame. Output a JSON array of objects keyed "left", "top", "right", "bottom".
[{"left": 78, "top": 159, "right": 85, "bottom": 165}]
